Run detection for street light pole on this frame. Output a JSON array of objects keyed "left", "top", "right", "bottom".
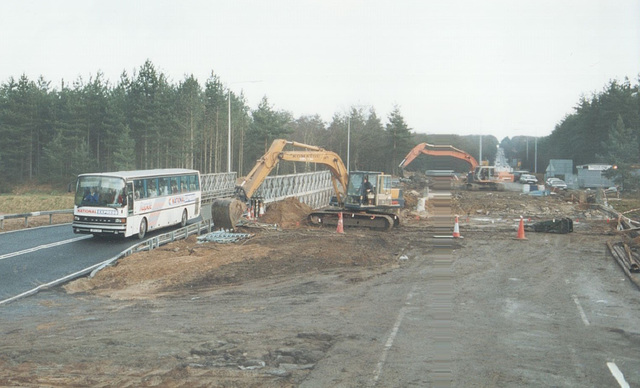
[
  {"left": 534, "top": 137, "right": 538, "bottom": 173},
  {"left": 228, "top": 88, "right": 231, "bottom": 173},
  {"left": 347, "top": 118, "right": 351, "bottom": 174}
]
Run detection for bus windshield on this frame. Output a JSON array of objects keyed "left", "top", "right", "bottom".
[{"left": 75, "top": 176, "right": 126, "bottom": 208}]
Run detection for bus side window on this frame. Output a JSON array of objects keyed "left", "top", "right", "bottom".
[
  {"left": 159, "top": 179, "right": 169, "bottom": 196},
  {"left": 147, "top": 178, "right": 158, "bottom": 197},
  {"left": 134, "top": 180, "right": 145, "bottom": 199}
]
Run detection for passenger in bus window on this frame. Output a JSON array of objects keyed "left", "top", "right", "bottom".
[
  {"left": 107, "top": 189, "right": 116, "bottom": 204},
  {"left": 171, "top": 179, "right": 178, "bottom": 194},
  {"left": 113, "top": 189, "right": 124, "bottom": 205},
  {"left": 159, "top": 180, "right": 168, "bottom": 196},
  {"left": 135, "top": 181, "right": 144, "bottom": 199},
  {"left": 148, "top": 182, "right": 158, "bottom": 197},
  {"left": 84, "top": 187, "right": 99, "bottom": 204}
]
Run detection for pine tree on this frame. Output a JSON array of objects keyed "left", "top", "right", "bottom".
[
  {"left": 600, "top": 115, "right": 639, "bottom": 190},
  {"left": 385, "top": 106, "right": 413, "bottom": 175},
  {"left": 113, "top": 125, "right": 136, "bottom": 171}
]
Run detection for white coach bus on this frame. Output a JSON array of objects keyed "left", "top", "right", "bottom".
[{"left": 72, "top": 169, "right": 201, "bottom": 239}]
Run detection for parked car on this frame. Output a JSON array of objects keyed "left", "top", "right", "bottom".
[
  {"left": 546, "top": 177, "right": 567, "bottom": 190},
  {"left": 519, "top": 174, "right": 538, "bottom": 184}
]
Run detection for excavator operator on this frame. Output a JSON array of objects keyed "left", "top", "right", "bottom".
[{"left": 360, "top": 176, "right": 374, "bottom": 205}]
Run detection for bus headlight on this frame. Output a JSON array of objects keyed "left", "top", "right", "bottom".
[
  {"left": 114, "top": 218, "right": 126, "bottom": 223},
  {"left": 74, "top": 216, "right": 80, "bottom": 221}
]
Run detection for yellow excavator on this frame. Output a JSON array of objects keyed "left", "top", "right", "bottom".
[{"left": 211, "top": 139, "right": 403, "bottom": 231}]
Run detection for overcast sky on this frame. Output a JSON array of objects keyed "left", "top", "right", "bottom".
[{"left": 1, "top": 0, "right": 638, "bottom": 140}]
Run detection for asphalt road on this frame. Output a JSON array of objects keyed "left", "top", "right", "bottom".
[{"left": 0, "top": 224, "right": 164, "bottom": 303}]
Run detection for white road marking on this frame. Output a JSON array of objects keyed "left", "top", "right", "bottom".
[
  {"left": 371, "top": 285, "right": 417, "bottom": 385},
  {"left": 0, "top": 236, "right": 91, "bottom": 261},
  {"left": 572, "top": 295, "right": 590, "bottom": 326},
  {"left": 607, "top": 362, "right": 630, "bottom": 388}
]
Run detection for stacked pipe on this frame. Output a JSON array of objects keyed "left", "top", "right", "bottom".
[{"left": 606, "top": 241, "right": 640, "bottom": 274}]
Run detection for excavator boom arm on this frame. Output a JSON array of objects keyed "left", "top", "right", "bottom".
[
  {"left": 398, "top": 142, "right": 479, "bottom": 171},
  {"left": 237, "top": 139, "right": 348, "bottom": 203}
]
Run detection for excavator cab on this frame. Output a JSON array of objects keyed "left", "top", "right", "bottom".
[{"left": 344, "top": 171, "right": 397, "bottom": 210}]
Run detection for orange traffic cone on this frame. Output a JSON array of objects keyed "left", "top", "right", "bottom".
[
  {"left": 453, "top": 215, "right": 461, "bottom": 238},
  {"left": 336, "top": 212, "right": 344, "bottom": 234},
  {"left": 247, "top": 206, "right": 254, "bottom": 220},
  {"left": 515, "top": 216, "right": 527, "bottom": 240}
]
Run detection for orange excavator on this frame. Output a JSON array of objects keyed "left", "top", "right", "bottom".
[
  {"left": 399, "top": 142, "right": 479, "bottom": 171},
  {"left": 398, "top": 142, "right": 513, "bottom": 190}
]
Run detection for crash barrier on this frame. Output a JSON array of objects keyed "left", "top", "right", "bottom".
[
  {"left": 0, "top": 219, "right": 217, "bottom": 306},
  {"left": 0, "top": 209, "right": 73, "bottom": 230}
]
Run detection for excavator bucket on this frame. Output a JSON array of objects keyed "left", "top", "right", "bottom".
[{"left": 210, "top": 198, "right": 246, "bottom": 230}]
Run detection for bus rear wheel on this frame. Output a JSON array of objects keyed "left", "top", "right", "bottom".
[
  {"left": 180, "top": 210, "right": 188, "bottom": 227},
  {"left": 138, "top": 218, "right": 147, "bottom": 239}
]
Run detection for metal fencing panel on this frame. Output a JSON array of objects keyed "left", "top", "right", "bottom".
[
  {"left": 254, "top": 170, "right": 334, "bottom": 209},
  {"left": 200, "top": 172, "right": 237, "bottom": 202},
  {"left": 200, "top": 170, "right": 334, "bottom": 210}
]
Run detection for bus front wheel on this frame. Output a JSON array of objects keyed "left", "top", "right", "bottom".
[{"left": 138, "top": 218, "right": 147, "bottom": 239}]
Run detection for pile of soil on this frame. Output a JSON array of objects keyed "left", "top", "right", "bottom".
[
  {"left": 258, "top": 197, "right": 314, "bottom": 228},
  {"left": 64, "top": 228, "right": 402, "bottom": 300}
]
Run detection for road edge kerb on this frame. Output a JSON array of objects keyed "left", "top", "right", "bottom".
[{"left": 0, "top": 220, "right": 214, "bottom": 306}]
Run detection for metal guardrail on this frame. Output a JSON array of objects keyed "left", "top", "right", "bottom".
[
  {"left": 90, "top": 219, "right": 217, "bottom": 277},
  {"left": 0, "top": 219, "right": 218, "bottom": 306},
  {"left": 0, "top": 209, "right": 73, "bottom": 230}
]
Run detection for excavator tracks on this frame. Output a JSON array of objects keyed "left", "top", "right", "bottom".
[{"left": 308, "top": 209, "right": 399, "bottom": 231}]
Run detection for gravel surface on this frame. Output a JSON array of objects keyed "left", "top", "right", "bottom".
[{"left": 1, "top": 189, "right": 638, "bottom": 387}]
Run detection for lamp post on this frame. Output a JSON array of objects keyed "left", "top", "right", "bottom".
[
  {"left": 534, "top": 136, "right": 538, "bottom": 173},
  {"left": 227, "top": 80, "right": 262, "bottom": 173},
  {"left": 347, "top": 118, "right": 351, "bottom": 173}
]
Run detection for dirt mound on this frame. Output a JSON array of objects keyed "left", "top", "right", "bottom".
[
  {"left": 259, "top": 197, "right": 313, "bottom": 228},
  {"left": 64, "top": 229, "right": 401, "bottom": 300}
]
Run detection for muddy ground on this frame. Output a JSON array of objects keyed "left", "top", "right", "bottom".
[{"left": 0, "top": 187, "right": 636, "bottom": 386}]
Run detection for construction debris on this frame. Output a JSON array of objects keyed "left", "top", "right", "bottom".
[
  {"left": 606, "top": 240, "right": 640, "bottom": 291},
  {"left": 197, "top": 230, "right": 254, "bottom": 244},
  {"left": 524, "top": 218, "right": 573, "bottom": 234}
]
